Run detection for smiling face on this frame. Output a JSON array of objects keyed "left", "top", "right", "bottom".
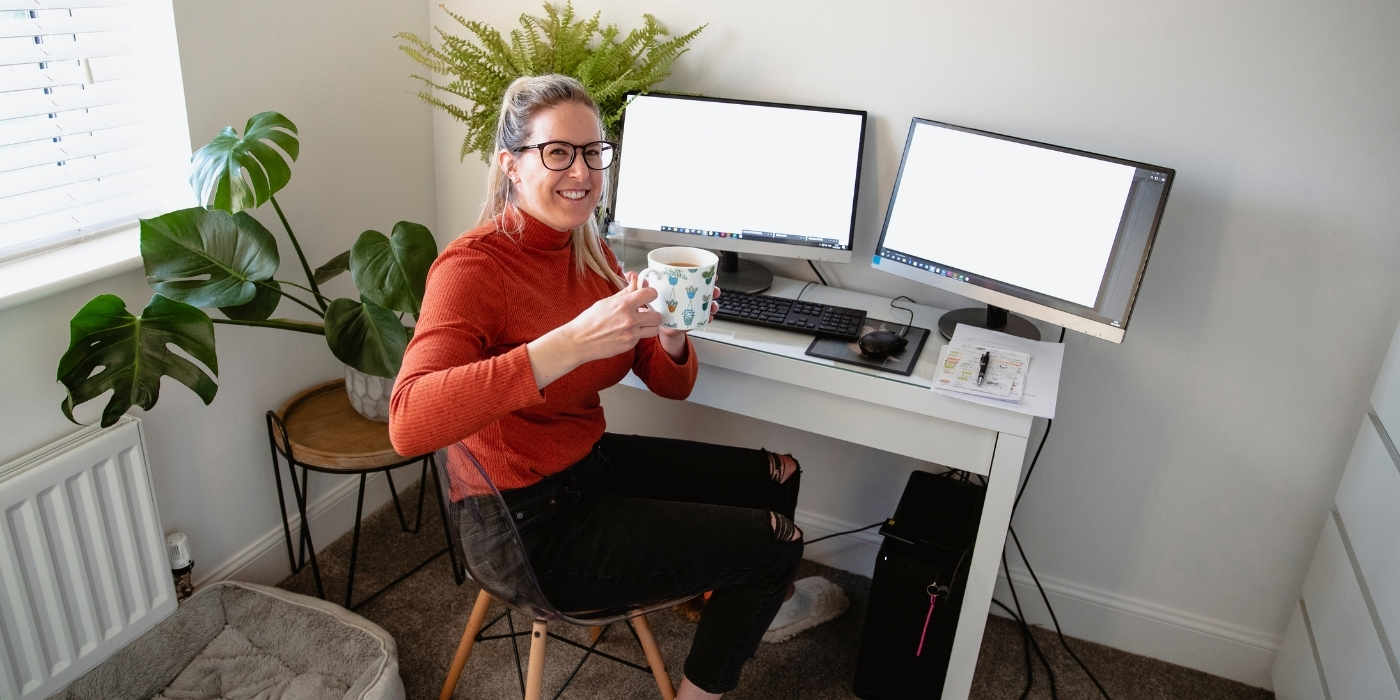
[{"left": 500, "top": 101, "right": 606, "bottom": 232}]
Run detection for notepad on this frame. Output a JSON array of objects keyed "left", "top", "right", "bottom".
[
  {"left": 934, "top": 345, "right": 1029, "bottom": 402},
  {"left": 931, "top": 325, "right": 1064, "bottom": 418}
]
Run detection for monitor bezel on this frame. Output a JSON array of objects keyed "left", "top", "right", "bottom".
[
  {"left": 609, "top": 91, "right": 867, "bottom": 263},
  {"left": 872, "top": 118, "right": 1175, "bottom": 343}
]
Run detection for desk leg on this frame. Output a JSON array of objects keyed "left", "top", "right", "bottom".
[{"left": 940, "top": 432, "right": 1028, "bottom": 700}]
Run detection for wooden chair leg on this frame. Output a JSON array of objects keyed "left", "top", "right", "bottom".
[
  {"left": 440, "top": 590, "right": 493, "bottom": 700},
  {"left": 632, "top": 614, "right": 675, "bottom": 700},
  {"left": 589, "top": 625, "right": 604, "bottom": 643},
  {"left": 525, "top": 620, "right": 549, "bottom": 700}
]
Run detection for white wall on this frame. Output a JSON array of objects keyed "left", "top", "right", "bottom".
[
  {"left": 0, "top": 0, "right": 436, "bottom": 588},
  {"left": 430, "top": 0, "right": 1400, "bottom": 688}
]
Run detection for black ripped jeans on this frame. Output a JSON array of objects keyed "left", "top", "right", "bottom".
[{"left": 501, "top": 432, "right": 803, "bottom": 694}]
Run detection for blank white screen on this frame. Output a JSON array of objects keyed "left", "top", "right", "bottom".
[
  {"left": 613, "top": 95, "right": 863, "bottom": 247},
  {"left": 882, "top": 123, "right": 1135, "bottom": 307}
]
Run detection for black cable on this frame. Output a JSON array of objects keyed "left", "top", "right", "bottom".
[
  {"left": 889, "top": 295, "right": 915, "bottom": 337},
  {"left": 1010, "top": 526, "right": 1114, "bottom": 700},
  {"left": 795, "top": 281, "right": 817, "bottom": 301},
  {"left": 992, "top": 599, "right": 1036, "bottom": 700},
  {"left": 1013, "top": 418, "right": 1053, "bottom": 513},
  {"left": 996, "top": 548, "right": 1052, "bottom": 700},
  {"left": 807, "top": 259, "right": 828, "bottom": 286},
  {"left": 1012, "top": 327, "right": 1065, "bottom": 513},
  {"left": 803, "top": 520, "right": 884, "bottom": 545},
  {"left": 946, "top": 542, "right": 972, "bottom": 597},
  {"left": 1001, "top": 549, "right": 1056, "bottom": 699}
]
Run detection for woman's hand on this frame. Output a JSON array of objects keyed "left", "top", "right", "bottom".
[
  {"left": 525, "top": 277, "right": 662, "bottom": 389},
  {"left": 655, "top": 280, "right": 720, "bottom": 362}
]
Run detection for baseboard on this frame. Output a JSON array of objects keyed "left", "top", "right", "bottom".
[
  {"left": 194, "top": 470, "right": 417, "bottom": 589},
  {"left": 993, "top": 566, "right": 1279, "bottom": 690},
  {"left": 796, "top": 509, "right": 1278, "bottom": 690}
]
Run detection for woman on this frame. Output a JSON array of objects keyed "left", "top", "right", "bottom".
[{"left": 389, "top": 75, "right": 824, "bottom": 698}]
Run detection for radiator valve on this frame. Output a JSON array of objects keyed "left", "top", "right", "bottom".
[{"left": 166, "top": 533, "right": 194, "bottom": 602}]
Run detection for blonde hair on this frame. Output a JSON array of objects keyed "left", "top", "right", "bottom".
[{"left": 479, "top": 75, "right": 625, "bottom": 289}]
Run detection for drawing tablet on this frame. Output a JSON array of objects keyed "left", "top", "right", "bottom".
[{"left": 805, "top": 319, "right": 930, "bottom": 376}]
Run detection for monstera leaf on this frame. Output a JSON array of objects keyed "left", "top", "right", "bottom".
[
  {"left": 324, "top": 296, "right": 408, "bottom": 377},
  {"left": 58, "top": 295, "right": 218, "bottom": 428},
  {"left": 349, "top": 222, "right": 437, "bottom": 315},
  {"left": 141, "top": 207, "right": 280, "bottom": 309},
  {"left": 189, "top": 111, "right": 299, "bottom": 214},
  {"left": 312, "top": 250, "right": 351, "bottom": 285},
  {"left": 219, "top": 280, "right": 282, "bottom": 321}
]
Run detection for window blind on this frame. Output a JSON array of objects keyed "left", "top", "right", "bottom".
[{"left": 0, "top": 0, "right": 190, "bottom": 264}]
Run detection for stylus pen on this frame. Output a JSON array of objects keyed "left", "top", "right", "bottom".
[{"left": 976, "top": 351, "right": 990, "bottom": 386}]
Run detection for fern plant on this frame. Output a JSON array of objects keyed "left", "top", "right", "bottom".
[{"left": 397, "top": 2, "right": 703, "bottom": 162}]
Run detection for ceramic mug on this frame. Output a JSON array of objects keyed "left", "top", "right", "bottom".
[{"left": 640, "top": 246, "right": 719, "bottom": 331}]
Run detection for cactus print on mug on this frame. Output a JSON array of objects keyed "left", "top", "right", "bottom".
[{"left": 641, "top": 247, "right": 719, "bottom": 331}]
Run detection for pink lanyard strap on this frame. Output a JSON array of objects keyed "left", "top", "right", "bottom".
[{"left": 916, "top": 584, "right": 939, "bottom": 657}]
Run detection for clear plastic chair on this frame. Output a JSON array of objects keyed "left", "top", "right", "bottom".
[{"left": 433, "top": 441, "right": 695, "bottom": 700}]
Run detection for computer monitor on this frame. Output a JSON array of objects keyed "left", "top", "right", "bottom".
[
  {"left": 609, "top": 92, "right": 867, "bottom": 292},
  {"left": 872, "top": 119, "right": 1174, "bottom": 343}
]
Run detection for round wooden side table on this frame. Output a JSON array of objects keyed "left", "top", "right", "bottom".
[{"left": 265, "top": 379, "right": 464, "bottom": 609}]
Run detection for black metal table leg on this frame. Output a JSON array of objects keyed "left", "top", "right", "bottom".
[
  {"left": 267, "top": 412, "right": 298, "bottom": 576},
  {"left": 345, "top": 472, "right": 368, "bottom": 608},
  {"left": 385, "top": 461, "right": 428, "bottom": 534},
  {"left": 286, "top": 460, "right": 325, "bottom": 600},
  {"left": 297, "top": 465, "right": 310, "bottom": 568},
  {"left": 431, "top": 455, "right": 467, "bottom": 584},
  {"left": 411, "top": 459, "right": 428, "bottom": 532},
  {"left": 270, "top": 408, "right": 325, "bottom": 600}
]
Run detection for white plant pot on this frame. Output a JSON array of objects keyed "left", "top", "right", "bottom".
[{"left": 344, "top": 365, "right": 394, "bottom": 422}]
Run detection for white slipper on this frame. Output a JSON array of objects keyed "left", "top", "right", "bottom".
[{"left": 762, "top": 576, "right": 849, "bottom": 643}]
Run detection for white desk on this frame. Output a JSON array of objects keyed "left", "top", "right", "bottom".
[{"left": 619, "top": 274, "right": 1058, "bottom": 700}]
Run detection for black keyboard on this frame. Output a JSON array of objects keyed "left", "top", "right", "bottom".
[{"left": 714, "top": 290, "right": 867, "bottom": 340}]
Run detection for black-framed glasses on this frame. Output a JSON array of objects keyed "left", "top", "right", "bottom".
[{"left": 514, "top": 140, "right": 617, "bottom": 171}]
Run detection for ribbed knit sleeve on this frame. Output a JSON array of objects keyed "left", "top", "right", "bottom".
[
  {"left": 632, "top": 335, "right": 698, "bottom": 400},
  {"left": 389, "top": 243, "right": 545, "bottom": 456},
  {"left": 595, "top": 241, "right": 699, "bottom": 400}
]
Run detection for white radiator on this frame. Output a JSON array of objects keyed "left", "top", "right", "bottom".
[{"left": 0, "top": 416, "right": 175, "bottom": 700}]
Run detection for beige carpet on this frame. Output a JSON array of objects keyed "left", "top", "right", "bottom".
[{"left": 277, "top": 478, "right": 1274, "bottom": 700}]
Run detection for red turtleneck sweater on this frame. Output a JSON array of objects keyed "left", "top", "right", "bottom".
[{"left": 388, "top": 213, "right": 698, "bottom": 497}]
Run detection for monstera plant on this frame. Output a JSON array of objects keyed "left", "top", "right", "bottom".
[{"left": 57, "top": 112, "right": 436, "bottom": 428}]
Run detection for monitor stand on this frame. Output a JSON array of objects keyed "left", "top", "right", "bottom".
[
  {"left": 938, "top": 305, "right": 1040, "bottom": 341},
  {"left": 718, "top": 251, "right": 773, "bottom": 293}
]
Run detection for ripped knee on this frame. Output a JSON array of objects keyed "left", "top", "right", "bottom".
[
  {"left": 769, "top": 511, "right": 802, "bottom": 542},
  {"left": 766, "top": 452, "right": 801, "bottom": 484}
]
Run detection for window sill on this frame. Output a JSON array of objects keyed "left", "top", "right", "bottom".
[{"left": 0, "top": 227, "right": 143, "bottom": 313}]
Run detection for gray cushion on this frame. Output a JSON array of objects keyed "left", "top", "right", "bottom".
[{"left": 53, "top": 581, "right": 404, "bottom": 700}]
